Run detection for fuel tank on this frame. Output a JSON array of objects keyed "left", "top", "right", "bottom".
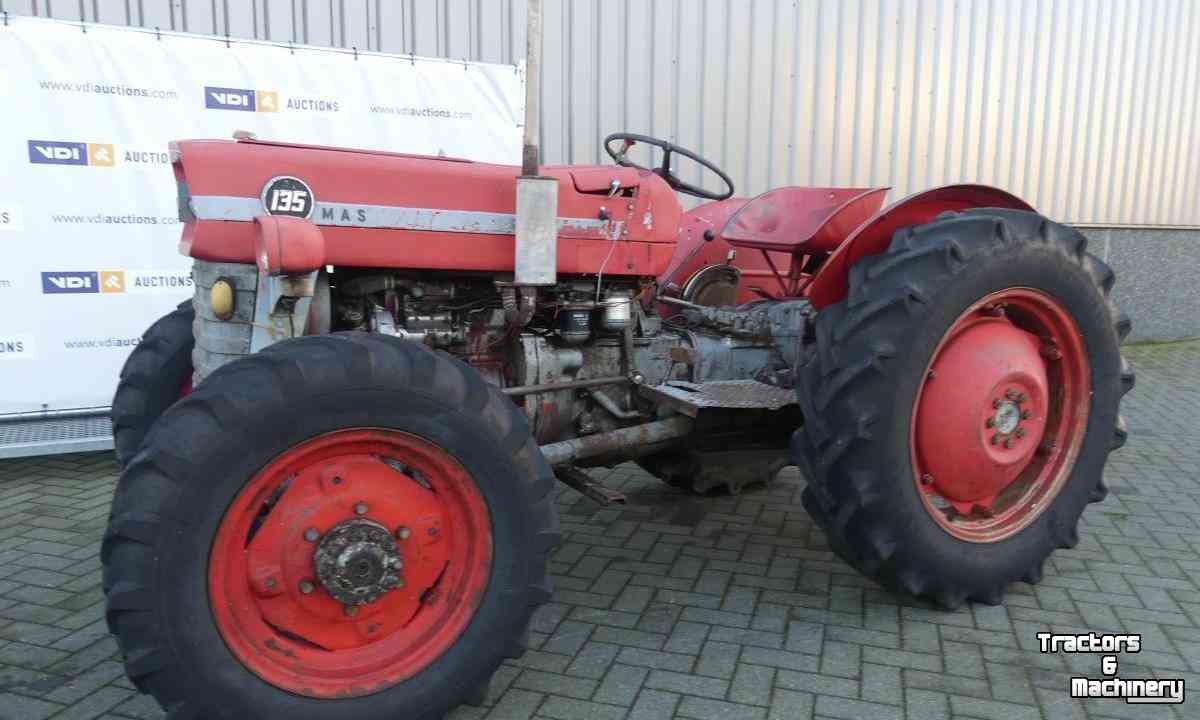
[{"left": 172, "top": 138, "right": 682, "bottom": 276}]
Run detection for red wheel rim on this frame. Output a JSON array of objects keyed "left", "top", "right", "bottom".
[
  {"left": 910, "top": 288, "right": 1090, "bottom": 543},
  {"left": 209, "top": 429, "right": 492, "bottom": 697}
]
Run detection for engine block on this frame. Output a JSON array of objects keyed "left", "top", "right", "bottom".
[{"left": 189, "top": 261, "right": 811, "bottom": 460}]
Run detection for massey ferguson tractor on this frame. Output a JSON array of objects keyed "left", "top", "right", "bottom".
[{"left": 102, "top": 8, "right": 1131, "bottom": 719}]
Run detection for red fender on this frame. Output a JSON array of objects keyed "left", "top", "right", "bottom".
[
  {"left": 805, "top": 184, "right": 1034, "bottom": 309},
  {"left": 658, "top": 186, "right": 889, "bottom": 306}
]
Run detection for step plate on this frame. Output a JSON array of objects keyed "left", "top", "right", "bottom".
[
  {"left": 0, "top": 415, "right": 113, "bottom": 459},
  {"left": 639, "top": 380, "right": 797, "bottom": 418}
]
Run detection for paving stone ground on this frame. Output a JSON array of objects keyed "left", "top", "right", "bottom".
[{"left": 0, "top": 340, "right": 1197, "bottom": 719}]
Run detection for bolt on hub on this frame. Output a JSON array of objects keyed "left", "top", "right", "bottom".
[
  {"left": 312, "top": 517, "right": 405, "bottom": 607},
  {"left": 992, "top": 399, "right": 1021, "bottom": 435}
]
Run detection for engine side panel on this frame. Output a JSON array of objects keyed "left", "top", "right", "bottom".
[{"left": 174, "top": 139, "right": 682, "bottom": 276}]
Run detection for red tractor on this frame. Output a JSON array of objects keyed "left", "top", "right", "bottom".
[{"left": 102, "top": 50, "right": 1130, "bottom": 720}]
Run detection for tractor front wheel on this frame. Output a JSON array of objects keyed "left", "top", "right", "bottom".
[
  {"left": 794, "top": 210, "right": 1133, "bottom": 609},
  {"left": 102, "top": 333, "right": 559, "bottom": 719},
  {"left": 110, "top": 300, "right": 194, "bottom": 467}
]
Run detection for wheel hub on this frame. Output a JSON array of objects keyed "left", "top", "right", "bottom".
[
  {"left": 313, "top": 519, "right": 404, "bottom": 606},
  {"left": 208, "top": 429, "right": 493, "bottom": 698},
  {"left": 914, "top": 314, "right": 1049, "bottom": 506},
  {"left": 910, "top": 289, "right": 1091, "bottom": 543},
  {"left": 992, "top": 400, "right": 1020, "bottom": 435}
]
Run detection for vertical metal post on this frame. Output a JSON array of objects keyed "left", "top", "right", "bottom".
[
  {"left": 513, "top": 0, "right": 557, "bottom": 287},
  {"left": 521, "top": 0, "right": 543, "bottom": 176}
]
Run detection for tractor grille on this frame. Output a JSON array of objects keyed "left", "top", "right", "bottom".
[{"left": 191, "top": 260, "right": 258, "bottom": 384}]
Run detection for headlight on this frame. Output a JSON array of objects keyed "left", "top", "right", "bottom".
[{"left": 211, "top": 278, "right": 235, "bottom": 320}]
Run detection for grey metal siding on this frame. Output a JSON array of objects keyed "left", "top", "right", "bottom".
[{"left": 7, "top": 0, "right": 1198, "bottom": 226}]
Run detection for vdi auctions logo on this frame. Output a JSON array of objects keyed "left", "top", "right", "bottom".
[
  {"left": 204, "top": 86, "right": 278, "bottom": 112},
  {"left": 28, "top": 140, "right": 115, "bottom": 167},
  {"left": 100, "top": 271, "right": 126, "bottom": 293},
  {"left": 40, "top": 269, "right": 190, "bottom": 295},
  {"left": 42, "top": 271, "right": 99, "bottom": 294}
]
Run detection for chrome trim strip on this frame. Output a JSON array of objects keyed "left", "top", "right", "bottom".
[{"left": 189, "top": 195, "right": 615, "bottom": 235}]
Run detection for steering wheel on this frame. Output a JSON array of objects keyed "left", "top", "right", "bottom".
[{"left": 604, "top": 133, "right": 735, "bottom": 201}]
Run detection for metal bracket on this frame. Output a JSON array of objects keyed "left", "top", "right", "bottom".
[
  {"left": 249, "top": 270, "right": 318, "bottom": 353},
  {"left": 555, "top": 467, "right": 626, "bottom": 506}
]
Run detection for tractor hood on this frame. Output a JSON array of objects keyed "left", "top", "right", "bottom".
[{"left": 172, "top": 138, "right": 683, "bottom": 276}]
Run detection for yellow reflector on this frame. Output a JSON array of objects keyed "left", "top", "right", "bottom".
[{"left": 211, "top": 279, "right": 235, "bottom": 320}]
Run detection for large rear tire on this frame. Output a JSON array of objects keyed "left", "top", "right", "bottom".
[
  {"left": 103, "top": 333, "right": 560, "bottom": 719},
  {"left": 111, "top": 300, "right": 194, "bottom": 467},
  {"left": 793, "top": 210, "right": 1132, "bottom": 609}
]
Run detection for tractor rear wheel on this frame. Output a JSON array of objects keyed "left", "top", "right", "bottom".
[
  {"left": 110, "top": 300, "right": 194, "bottom": 467},
  {"left": 794, "top": 210, "right": 1132, "bottom": 609},
  {"left": 102, "top": 333, "right": 559, "bottom": 719}
]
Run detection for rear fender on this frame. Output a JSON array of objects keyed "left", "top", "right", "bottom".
[
  {"left": 661, "top": 186, "right": 888, "bottom": 307},
  {"left": 805, "top": 184, "right": 1034, "bottom": 309}
]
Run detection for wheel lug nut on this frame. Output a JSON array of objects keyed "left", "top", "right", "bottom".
[
  {"left": 1016, "top": 392, "right": 1027, "bottom": 403},
  {"left": 344, "top": 605, "right": 359, "bottom": 617},
  {"left": 920, "top": 473, "right": 933, "bottom": 485},
  {"left": 354, "top": 502, "right": 369, "bottom": 516},
  {"left": 1015, "top": 427, "right": 1026, "bottom": 438},
  {"left": 1021, "top": 409, "right": 1032, "bottom": 419},
  {"left": 299, "top": 580, "right": 315, "bottom": 594},
  {"left": 396, "top": 526, "right": 411, "bottom": 540},
  {"left": 1004, "top": 438, "right": 1014, "bottom": 449},
  {"left": 1005, "top": 389, "right": 1017, "bottom": 400},
  {"left": 985, "top": 417, "right": 995, "bottom": 428},
  {"left": 992, "top": 399, "right": 1002, "bottom": 409},
  {"left": 304, "top": 528, "right": 319, "bottom": 542},
  {"left": 990, "top": 433, "right": 1001, "bottom": 445}
]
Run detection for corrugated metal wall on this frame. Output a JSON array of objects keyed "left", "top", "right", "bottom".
[{"left": 7, "top": 0, "right": 1198, "bottom": 227}]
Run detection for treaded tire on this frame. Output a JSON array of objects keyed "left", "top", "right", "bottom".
[
  {"left": 111, "top": 301, "right": 194, "bottom": 468},
  {"left": 102, "top": 332, "right": 560, "bottom": 720},
  {"left": 793, "top": 209, "right": 1133, "bottom": 609}
]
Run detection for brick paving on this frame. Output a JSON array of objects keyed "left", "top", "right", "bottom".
[{"left": 0, "top": 340, "right": 1197, "bottom": 719}]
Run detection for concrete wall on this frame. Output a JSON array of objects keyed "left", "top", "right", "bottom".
[{"left": 1084, "top": 227, "right": 1200, "bottom": 343}]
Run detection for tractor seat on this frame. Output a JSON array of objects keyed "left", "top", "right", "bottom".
[{"left": 721, "top": 186, "right": 889, "bottom": 255}]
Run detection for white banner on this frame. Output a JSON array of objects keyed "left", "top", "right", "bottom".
[{"left": 0, "top": 17, "right": 523, "bottom": 414}]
